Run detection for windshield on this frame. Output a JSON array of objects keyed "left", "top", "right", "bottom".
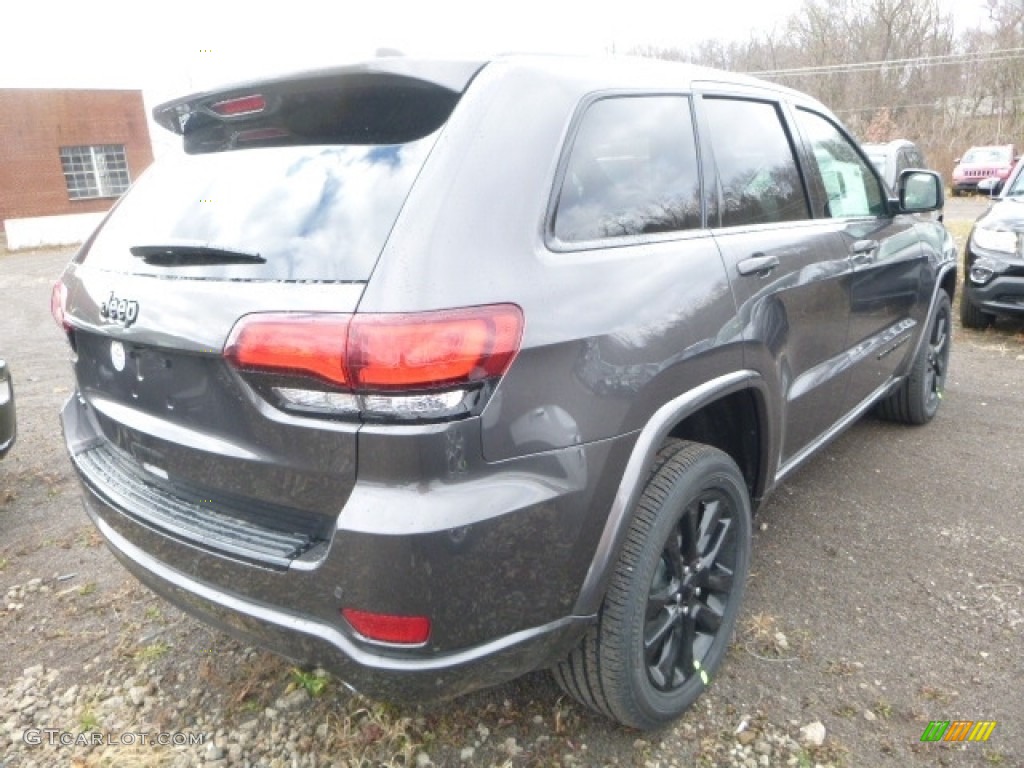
[
  {"left": 78, "top": 136, "right": 437, "bottom": 281},
  {"left": 962, "top": 146, "right": 1012, "bottom": 165},
  {"left": 1004, "top": 163, "right": 1024, "bottom": 196}
]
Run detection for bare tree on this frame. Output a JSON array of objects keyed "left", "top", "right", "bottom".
[{"left": 630, "top": 0, "right": 1024, "bottom": 178}]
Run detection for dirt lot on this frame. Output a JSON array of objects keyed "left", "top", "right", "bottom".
[{"left": 1, "top": 212, "right": 1021, "bottom": 767}]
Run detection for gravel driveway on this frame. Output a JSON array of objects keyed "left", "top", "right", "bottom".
[{"left": 1, "top": 225, "right": 1020, "bottom": 767}]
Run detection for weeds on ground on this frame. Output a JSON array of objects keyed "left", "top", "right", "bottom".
[
  {"left": 741, "top": 612, "right": 799, "bottom": 660},
  {"left": 290, "top": 666, "right": 329, "bottom": 697},
  {"left": 321, "top": 699, "right": 420, "bottom": 768},
  {"left": 78, "top": 706, "right": 100, "bottom": 732},
  {"left": 919, "top": 684, "right": 959, "bottom": 704},
  {"left": 134, "top": 642, "right": 169, "bottom": 662}
]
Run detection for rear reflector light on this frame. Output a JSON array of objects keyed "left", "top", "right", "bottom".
[
  {"left": 210, "top": 94, "right": 266, "bottom": 117},
  {"left": 342, "top": 608, "right": 431, "bottom": 645},
  {"left": 225, "top": 305, "right": 523, "bottom": 392},
  {"left": 51, "top": 281, "right": 69, "bottom": 331}
]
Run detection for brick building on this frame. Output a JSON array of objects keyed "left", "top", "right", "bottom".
[{"left": 0, "top": 88, "right": 154, "bottom": 246}]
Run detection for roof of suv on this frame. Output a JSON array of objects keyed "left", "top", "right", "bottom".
[{"left": 153, "top": 54, "right": 819, "bottom": 137}]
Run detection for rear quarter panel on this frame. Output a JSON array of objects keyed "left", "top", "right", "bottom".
[{"left": 357, "top": 61, "right": 745, "bottom": 461}]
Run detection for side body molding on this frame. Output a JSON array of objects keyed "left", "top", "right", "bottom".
[{"left": 572, "top": 370, "right": 768, "bottom": 617}]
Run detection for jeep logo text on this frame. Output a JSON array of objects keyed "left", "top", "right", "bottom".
[{"left": 100, "top": 292, "right": 139, "bottom": 328}]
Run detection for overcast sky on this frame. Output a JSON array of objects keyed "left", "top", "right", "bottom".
[{"left": 2, "top": 0, "right": 994, "bottom": 154}]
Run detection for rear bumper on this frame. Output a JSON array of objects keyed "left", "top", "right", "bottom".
[
  {"left": 0, "top": 360, "right": 14, "bottom": 460},
  {"left": 62, "top": 393, "right": 628, "bottom": 700},
  {"left": 84, "top": 499, "right": 587, "bottom": 700}
]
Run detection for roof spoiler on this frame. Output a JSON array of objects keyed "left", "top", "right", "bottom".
[{"left": 153, "top": 59, "right": 486, "bottom": 137}]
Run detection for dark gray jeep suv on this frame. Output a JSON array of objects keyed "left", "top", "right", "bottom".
[{"left": 54, "top": 55, "right": 956, "bottom": 729}]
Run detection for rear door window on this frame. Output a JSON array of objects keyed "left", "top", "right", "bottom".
[
  {"left": 794, "top": 109, "right": 886, "bottom": 218},
  {"left": 702, "top": 97, "right": 810, "bottom": 228},
  {"left": 553, "top": 96, "right": 702, "bottom": 243}
]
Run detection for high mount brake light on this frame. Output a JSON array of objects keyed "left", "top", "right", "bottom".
[
  {"left": 224, "top": 305, "right": 524, "bottom": 418},
  {"left": 210, "top": 94, "right": 267, "bottom": 117}
]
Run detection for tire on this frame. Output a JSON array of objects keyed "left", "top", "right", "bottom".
[
  {"left": 960, "top": 291, "right": 993, "bottom": 329},
  {"left": 877, "top": 292, "right": 952, "bottom": 425},
  {"left": 553, "top": 440, "right": 752, "bottom": 730}
]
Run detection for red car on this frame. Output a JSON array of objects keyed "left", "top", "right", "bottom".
[{"left": 952, "top": 144, "right": 1016, "bottom": 196}]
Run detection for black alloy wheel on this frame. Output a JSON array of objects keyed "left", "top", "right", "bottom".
[
  {"left": 553, "top": 439, "right": 752, "bottom": 730},
  {"left": 644, "top": 490, "right": 737, "bottom": 692}
]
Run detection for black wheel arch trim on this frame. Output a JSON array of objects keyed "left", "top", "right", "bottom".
[
  {"left": 903, "top": 262, "right": 957, "bottom": 375},
  {"left": 572, "top": 370, "right": 769, "bottom": 617}
]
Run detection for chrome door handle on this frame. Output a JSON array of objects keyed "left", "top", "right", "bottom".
[{"left": 737, "top": 254, "right": 780, "bottom": 277}]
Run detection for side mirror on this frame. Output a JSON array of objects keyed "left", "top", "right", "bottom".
[{"left": 897, "top": 170, "right": 943, "bottom": 212}]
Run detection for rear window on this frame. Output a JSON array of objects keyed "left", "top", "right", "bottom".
[
  {"left": 79, "top": 69, "right": 477, "bottom": 281},
  {"left": 79, "top": 137, "right": 437, "bottom": 281}
]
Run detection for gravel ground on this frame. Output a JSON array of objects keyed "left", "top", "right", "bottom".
[{"left": 1, "top": 216, "right": 1021, "bottom": 767}]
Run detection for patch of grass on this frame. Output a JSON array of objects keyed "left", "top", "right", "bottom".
[
  {"left": 134, "top": 642, "right": 169, "bottom": 662},
  {"left": 144, "top": 606, "right": 162, "bottom": 621},
  {"left": 944, "top": 219, "right": 972, "bottom": 246},
  {"left": 227, "top": 651, "right": 288, "bottom": 713},
  {"left": 82, "top": 742, "right": 177, "bottom": 767},
  {"left": 291, "top": 667, "right": 329, "bottom": 697},
  {"left": 984, "top": 749, "right": 1007, "bottom": 764},
  {"left": 322, "top": 700, "right": 420, "bottom": 767},
  {"left": 76, "top": 527, "right": 104, "bottom": 548},
  {"left": 805, "top": 741, "right": 849, "bottom": 767},
  {"left": 873, "top": 700, "right": 893, "bottom": 720},
  {"left": 78, "top": 582, "right": 97, "bottom": 597},
  {"left": 0, "top": 557, "right": 7, "bottom": 571},
  {"left": 824, "top": 659, "right": 860, "bottom": 676},
  {"left": 78, "top": 707, "right": 100, "bottom": 732},
  {"left": 919, "top": 684, "right": 958, "bottom": 704}
]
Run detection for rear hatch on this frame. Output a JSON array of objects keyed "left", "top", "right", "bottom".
[{"left": 59, "top": 60, "right": 484, "bottom": 567}]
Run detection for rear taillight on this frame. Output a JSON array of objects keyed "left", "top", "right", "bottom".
[
  {"left": 347, "top": 307, "right": 522, "bottom": 390},
  {"left": 224, "top": 305, "right": 523, "bottom": 421},
  {"left": 51, "top": 281, "right": 69, "bottom": 332},
  {"left": 342, "top": 608, "right": 431, "bottom": 645},
  {"left": 225, "top": 314, "right": 350, "bottom": 387}
]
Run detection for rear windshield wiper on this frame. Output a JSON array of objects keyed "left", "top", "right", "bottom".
[{"left": 130, "top": 243, "right": 266, "bottom": 266}]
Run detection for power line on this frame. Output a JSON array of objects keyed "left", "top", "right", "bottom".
[{"left": 747, "top": 46, "right": 1024, "bottom": 78}]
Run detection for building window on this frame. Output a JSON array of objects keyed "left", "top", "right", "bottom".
[{"left": 60, "top": 144, "right": 131, "bottom": 200}]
